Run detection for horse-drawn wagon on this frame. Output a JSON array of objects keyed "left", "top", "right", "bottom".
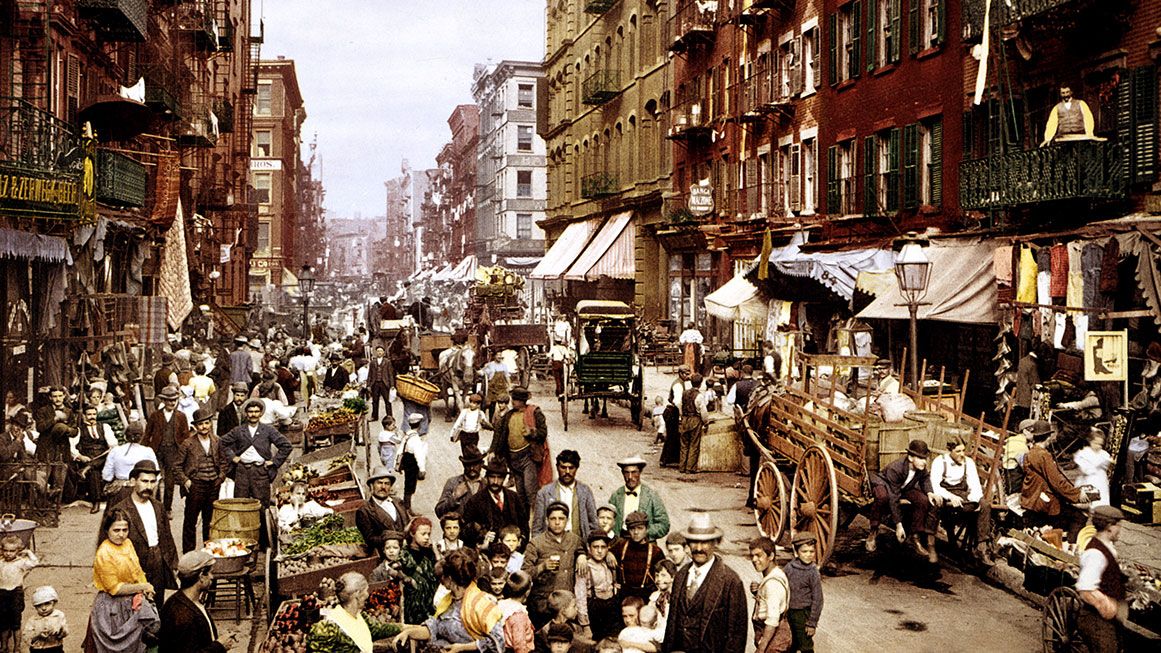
[{"left": 560, "top": 300, "right": 644, "bottom": 432}]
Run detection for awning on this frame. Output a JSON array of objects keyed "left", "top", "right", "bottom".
[
  {"left": 856, "top": 241, "right": 999, "bottom": 324},
  {"left": 283, "top": 267, "right": 301, "bottom": 297},
  {"left": 529, "top": 220, "right": 597, "bottom": 280},
  {"left": 564, "top": 212, "right": 635, "bottom": 281},
  {"left": 704, "top": 270, "right": 768, "bottom": 322},
  {"left": 0, "top": 227, "right": 72, "bottom": 264},
  {"left": 504, "top": 256, "right": 542, "bottom": 267},
  {"left": 447, "top": 255, "right": 478, "bottom": 282},
  {"left": 430, "top": 263, "right": 454, "bottom": 282},
  {"left": 768, "top": 232, "right": 893, "bottom": 301}
]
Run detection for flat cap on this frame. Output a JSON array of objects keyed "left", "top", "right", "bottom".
[{"left": 177, "top": 550, "right": 217, "bottom": 576}]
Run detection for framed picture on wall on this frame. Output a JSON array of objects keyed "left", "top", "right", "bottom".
[{"left": 1084, "top": 330, "right": 1128, "bottom": 382}]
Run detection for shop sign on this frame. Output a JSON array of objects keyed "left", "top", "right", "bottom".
[
  {"left": 250, "top": 159, "right": 282, "bottom": 171},
  {"left": 0, "top": 163, "right": 82, "bottom": 219},
  {"left": 1085, "top": 330, "right": 1127, "bottom": 382},
  {"left": 688, "top": 184, "right": 714, "bottom": 216}
]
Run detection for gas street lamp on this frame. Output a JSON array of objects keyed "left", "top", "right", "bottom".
[
  {"left": 299, "top": 264, "right": 316, "bottom": 340},
  {"left": 894, "top": 233, "right": 931, "bottom": 389}
]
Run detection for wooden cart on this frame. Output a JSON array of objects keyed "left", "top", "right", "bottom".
[
  {"left": 743, "top": 354, "right": 1010, "bottom": 567},
  {"left": 561, "top": 300, "right": 644, "bottom": 432}
]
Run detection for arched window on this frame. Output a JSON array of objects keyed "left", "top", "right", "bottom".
[{"left": 627, "top": 115, "right": 638, "bottom": 182}]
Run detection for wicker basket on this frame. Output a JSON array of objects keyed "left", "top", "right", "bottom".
[{"left": 396, "top": 374, "right": 439, "bottom": 405}]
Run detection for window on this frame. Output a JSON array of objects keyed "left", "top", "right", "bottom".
[
  {"left": 517, "top": 125, "right": 533, "bottom": 152},
  {"left": 256, "top": 82, "right": 272, "bottom": 115},
  {"left": 830, "top": 2, "right": 861, "bottom": 85},
  {"left": 802, "top": 138, "right": 817, "bottom": 213},
  {"left": 253, "top": 172, "right": 272, "bottom": 204},
  {"left": 826, "top": 139, "right": 858, "bottom": 215},
  {"left": 871, "top": 0, "right": 902, "bottom": 68},
  {"left": 903, "top": 117, "right": 943, "bottom": 208},
  {"left": 803, "top": 27, "right": 820, "bottom": 94},
  {"left": 254, "top": 130, "right": 272, "bottom": 157},
  {"left": 779, "top": 144, "right": 802, "bottom": 212},
  {"left": 518, "top": 83, "right": 534, "bottom": 108},
  {"left": 516, "top": 213, "right": 532, "bottom": 239},
  {"left": 910, "top": 0, "right": 945, "bottom": 53},
  {"left": 516, "top": 170, "right": 532, "bottom": 197},
  {"left": 758, "top": 151, "right": 772, "bottom": 215},
  {"left": 865, "top": 128, "right": 899, "bottom": 215},
  {"left": 257, "top": 221, "right": 270, "bottom": 252},
  {"left": 778, "top": 38, "right": 801, "bottom": 100}
]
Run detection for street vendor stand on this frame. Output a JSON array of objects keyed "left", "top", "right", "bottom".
[{"left": 302, "top": 394, "right": 367, "bottom": 454}]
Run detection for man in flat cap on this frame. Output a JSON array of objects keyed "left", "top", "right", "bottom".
[
  {"left": 490, "top": 386, "right": 548, "bottom": 508},
  {"left": 663, "top": 511, "right": 747, "bottom": 653},
  {"left": 523, "top": 500, "right": 585, "bottom": 626},
  {"left": 161, "top": 551, "right": 230, "bottom": 652},
  {"left": 355, "top": 466, "right": 412, "bottom": 557},
  {"left": 143, "top": 385, "right": 190, "bottom": 514},
  {"left": 1021, "top": 419, "right": 1092, "bottom": 541},
  {"left": 218, "top": 398, "right": 292, "bottom": 522},
  {"left": 176, "top": 407, "right": 229, "bottom": 553},
  {"left": 867, "top": 439, "right": 939, "bottom": 562},
  {"left": 105, "top": 460, "right": 179, "bottom": 600},
  {"left": 1076, "top": 506, "right": 1126, "bottom": 653}
]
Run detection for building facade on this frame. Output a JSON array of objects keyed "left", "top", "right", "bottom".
[
  {"left": 444, "top": 104, "right": 480, "bottom": 262},
  {"left": 473, "top": 60, "right": 548, "bottom": 265}
]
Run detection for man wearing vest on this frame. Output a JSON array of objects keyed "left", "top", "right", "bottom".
[
  {"left": 1042, "top": 85, "right": 1099, "bottom": 145},
  {"left": 144, "top": 385, "right": 190, "bottom": 514},
  {"left": 489, "top": 386, "right": 548, "bottom": 508},
  {"left": 1076, "top": 505, "right": 1127, "bottom": 653},
  {"left": 531, "top": 449, "right": 598, "bottom": 541}
]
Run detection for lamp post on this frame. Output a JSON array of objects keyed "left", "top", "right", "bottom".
[
  {"left": 894, "top": 234, "right": 931, "bottom": 389},
  {"left": 299, "top": 264, "right": 316, "bottom": 341}
]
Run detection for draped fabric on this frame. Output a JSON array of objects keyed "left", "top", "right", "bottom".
[{"left": 857, "top": 241, "right": 999, "bottom": 324}]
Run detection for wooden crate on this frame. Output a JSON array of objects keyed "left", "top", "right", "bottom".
[
  {"left": 277, "top": 555, "right": 381, "bottom": 596},
  {"left": 697, "top": 415, "right": 744, "bottom": 472}
]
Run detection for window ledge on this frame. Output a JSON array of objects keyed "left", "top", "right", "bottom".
[
  {"left": 800, "top": 88, "right": 817, "bottom": 99},
  {"left": 916, "top": 45, "right": 943, "bottom": 60},
  {"left": 872, "top": 63, "right": 898, "bottom": 77},
  {"left": 834, "top": 79, "right": 856, "bottom": 92}
]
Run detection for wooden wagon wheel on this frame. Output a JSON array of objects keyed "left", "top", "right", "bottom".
[
  {"left": 753, "top": 459, "right": 789, "bottom": 542},
  {"left": 789, "top": 444, "right": 840, "bottom": 567},
  {"left": 1042, "top": 587, "right": 1087, "bottom": 653}
]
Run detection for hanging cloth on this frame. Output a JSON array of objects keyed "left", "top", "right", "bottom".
[
  {"left": 1036, "top": 246, "right": 1052, "bottom": 305},
  {"left": 1049, "top": 243, "right": 1069, "bottom": 299},
  {"left": 1082, "top": 242, "right": 1104, "bottom": 309},
  {"left": 1066, "top": 242, "right": 1084, "bottom": 311},
  {"left": 1017, "top": 245, "right": 1038, "bottom": 303},
  {"left": 1100, "top": 238, "right": 1120, "bottom": 295},
  {"left": 993, "top": 245, "right": 1014, "bottom": 285}
]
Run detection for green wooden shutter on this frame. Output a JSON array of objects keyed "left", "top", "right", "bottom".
[
  {"left": 827, "top": 145, "right": 840, "bottom": 214},
  {"left": 933, "top": 0, "right": 945, "bottom": 46},
  {"left": 930, "top": 119, "right": 943, "bottom": 207},
  {"left": 829, "top": 13, "right": 838, "bottom": 85},
  {"left": 889, "top": 0, "right": 902, "bottom": 62},
  {"left": 903, "top": 124, "right": 919, "bottom": 209},
  {"left": 1117, "top": 70, "right": 1135, "bottom": 183},
  {"left": 962, "top": 111, "right": 974, "bottom": 159},
  {"left": 909, "top": 0, "right": 920, "bottom": 55},
  {"left": 886, "top": 127, "right": 900, "bottom": 211},
  {"left": 864, "top": 135, "right": 877, "bottom": 215},
  {"left": 851, "top": 1, "right": 862, "bottom": 79},
  {"left": 1133, "top": 66, "right": 1158, "bottom": 185},
  {"left": 866, "top": 0, "right": 877, "bottom": 72}
]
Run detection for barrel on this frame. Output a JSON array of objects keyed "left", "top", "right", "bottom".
[
  {"left": 865, "top": 417, "right": 926, "bottom": 473},
  {"left": 209, "top": 498, "right": 262, "bottom": 542}
]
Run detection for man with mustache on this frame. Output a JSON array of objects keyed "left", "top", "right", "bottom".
[
  {"left": 219, "top": 399, "right": 293, "bottom": 515},
  {"left": 461, "top": 458, "right": 527, "bottom": 548},
  {"left": 104, "top": 460, "right": 179, "bottom": 601}
]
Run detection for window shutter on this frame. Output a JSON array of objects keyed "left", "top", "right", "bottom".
[
  {"left": 829, "top": 14, "right": 838, "bottom": 85},
  {"left": 790, "top": 143, "right": 802, "bottom": 212},
  {"left": 962, "top": 110, "right": 974, "bottom": 158},
  {"left": 930, "top": 119, "right": 943, "bottom": 207},
  {"left": 933, "top": 0, "right": 945, "bottom": 46},
  {"left": 865, "top": 0, "right": 876, "bottom": 72},
  {"left": 745, "top": 159, "right": 759, "bottom": 214},
  {"left": 889, "top": 0, "right": 902, "bottom": 62},
  {"left": 851, "top": 1, "right": 862, "bottom": 79},
  {"left": 903, "top": 124, "right": 919, "bottom": 209},
  {"left": 1133, "top": 66, "right": 1158, "bottom": 185},
  {"left": 812, "top": 28, "right": 822, "bottom": 89},
  {"left": 864, "top": 136, "right": 877, "bottom": 215},
  {"left": 827, "top": 145, "right": 840, "bottom": 214},
  {"left": 909, "top": 0, "right": 920, "bottom": 55},
  {"left": 792, "top": 36, "right": 804, "bottom": 96},
  {"left": 887, "top": 128, "right": 900, "bottom": 211}
]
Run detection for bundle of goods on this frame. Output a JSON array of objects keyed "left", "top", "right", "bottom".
[
  {"left": 305, "top": 407, "right": 360, "bottom": 434},
  {"left": 281, "top": 515, "right": 365, "bottom": 557}
]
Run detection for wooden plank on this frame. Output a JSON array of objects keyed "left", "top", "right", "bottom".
[
  {"left": 1006, "top": 529, "right": 1079, "bottom": 566},
  {"left": 766, "top": 397, "right": 865, "bottom": 462}
]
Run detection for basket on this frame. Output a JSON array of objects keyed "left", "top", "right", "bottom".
[{"left": 396, "top": 374, "right": 439, "bottom": 406}]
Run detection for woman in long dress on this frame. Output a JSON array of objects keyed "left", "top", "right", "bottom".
[
  {"left": 306, "top": 572, "right": 401, "bottom": 653},
  {"left": 83, "top": 508, "right": 159, "bottom": 653},
  {"left": 1073, "top": 427, "right": 1113, "bottom": 507}
]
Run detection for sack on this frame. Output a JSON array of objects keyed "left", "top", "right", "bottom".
[{"left": 218, "top": 478, "right": 235, "bottom": 500}]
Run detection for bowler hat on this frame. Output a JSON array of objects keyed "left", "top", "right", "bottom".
[
  {"left": 191, "top": 407, "right": 215, "bottom": 424},
  {"left": 129, "top": 460, "right": 160, "bottom": 478},
  {"left": 906, "top": 439, "right": 930, "bottom": 457},
  {"left": 459, "top": 450, "right": 486, "bottom": 466},
  {"left": 367, "top": 465, "right": 396, "bottom": 484},
  {"left": 680, "top": 510, "right": 723, "bottom": 542},
  {"left": 157, "top": 385, "right": 180, "bottom": 401},
  {"left": 231, "top": 382, "right": 250, "bottom": 393},
  {"left": 484, "top": 458, "right": 509, "bottom": 478}
]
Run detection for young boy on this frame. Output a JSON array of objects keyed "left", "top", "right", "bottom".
[
  {"left": 610, "top": 512, "right": 663, "bottom": 601},
  {"left": 749, "top": 536, "right": 790, "bottom": 653},
  {"left": 378, "top": 415, "right": 401, "bottom": 470},
  {"left": 651, "top": 397, "right": 667, "bottom": 445},
  {"left": 498, "top": 571, "right": 535, "bottom": 653},
  {"left": 435, "top": 512, "right": 464, "bottom": 559},
  {"left": 545, "top": 622, "right": 575, "bottom": 653},
  {"left": 535, "top": 590, "right": 591, "bottom": 653},
  {"left": 499, "top": 525, "right": 525, "bottom": 574},
  {"left": 575, "top": 533, "right": 620, "bottom": 641},
  {"left": 618, "top": 603, "right": 661, "bottom": 653},
  {"left": 784, "top": 532, "right": 824, "bottom": 653},
  {"left": 23, "top": 586, "right": 67, "bottom": 653},
  {"left": 484, "top": 541, "right": 513, "bottom": 575},
  {"left": 525, "top": 502, "right": 585, "bottom": 627},
  {"left": 396, "top": 413, "right": 429, "bottom": 510},
  {"left": 370, "top": 531, "right": 406, "bottom": 585},
  {"left": 596, "top": 504, "right": 618, "bottom": 541},
  {"left": 0, "top": 534, "right": 38, "bottom": 652},
  {"left": 663, "top": 533, "right": 688, "bottom": 570},
  {"left": 450, "top": 393, "right": 491, "bottom": 458}
]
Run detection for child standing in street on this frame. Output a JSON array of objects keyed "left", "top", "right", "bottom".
[
  {"left": 22, "top": 586, "right": 67, "bottom": 653},
  {"left": 377, "top": 415, "right": 401, "bottom": 470},
  {"left": 434, "top": 512, "right": 464, "bottom": 559},
  {"left": 449, "top": 393, "right": 490, "bottom": 458},
  {"left": 651, "top": 397, "right": 667, "bottom": 445},
  {"left": 749, "top": 536, "right": 791, "bottom": 653},
  {"left": 396, "top": 413, "right": 429, "bottom": 511},
  {"left": 0, "top": 535, "right": 38, "bottom": 653},
  {"left": 783, "top": 532, "right": 824, "bottom": 653}
]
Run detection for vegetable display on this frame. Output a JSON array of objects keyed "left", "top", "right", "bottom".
[
  {"left": 281, "top": 463, "right": 319, "bottom": 485},
  {"left": 306, "top": 407, "right": 359, "bottom": 433},
  {"left": 281, "top": 514, "right": 364, "bottom": 557},
  {"left": 203, "top": 538, "right": 253, "bottom": 559},
  {"left": 342, "top": 396, "right": 368, "bottom": 414},
  {"left": 325, "top": 453, "right": 356, "bottom": 472},
  {"left": 260, "top": 594, "right": 320, "bottom": 653}
]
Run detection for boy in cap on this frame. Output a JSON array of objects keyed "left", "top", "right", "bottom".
[
  {"left": 596, "top": 503, "right": 619, "bottom": 542},
  {"left": 867, "top": 439, "right": 940, "bottom": 562},
  {"left": 610, "top": 511, "right": 664, "bottom": 601},
  {"left": 748, "top": 536, "right": 790, "bottom": 653},
  {"left": 784, "top": 532, "right": 823, "bottom": 653},
  {"left": 576, "top": 532, "right": 621, "bottom": 641},
  {"left": 524, "top": 501, "right": 585, "bottom": 626},
  {"left": 161, "top": 550, "right": 231, "bottom": 651},
  {"left": 23, "top": 586, "right": 67, "bottom": 653},
  {"left": 396, "top": 413, "right": 429, "bottom": 510}
]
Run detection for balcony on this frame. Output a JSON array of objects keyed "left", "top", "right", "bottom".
[
  {"left": 217, "top": 23, "right": 235, "bottom": 52},
  {"left": 581, "top": 172, "right": 618, "bottom": 199},
  {"left": 95, "top": 149, "right": 147, "bottom": 208},
  {"left": 0, "top": 96, "right": 79, "bottom": 173},
  {"left": 584, "top": 0, "right": 617, "bottom": 14},
  {"left": 582, "top": 70, "right": 621, "bottom": 105},
  {"left": 668, "top": 1, "right": 717, "bottom": 53},
  {"left": 77, "top": 0, "right": 148, "bottom": 42},
  {"left": 667, "top": 102, "right": 712, "bottom": 143},
  {"left": 215, "top": 99, "right": 234, "bottom": 133},
  {"left": 959, "top": 140, "right": 1127, "bottom": 210},
  {"left": 143, "top": 64, "right": 182, "bottom": 117},
  {"left": 962, "top": 0, "right": 1118, "bottom": 40},
  {"left": 176, "top": 0, "right": 220, "bottom": 51},
  {"left": 177, "top": 105, "right": 219, "bottom": 147}
]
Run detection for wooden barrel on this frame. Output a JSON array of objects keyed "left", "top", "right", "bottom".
[
  {"left": 210, "top": 498, "right": 262, "bottom": 542},
  {"left": 864, "top": 417, "right": 926, "bottom": 473}
]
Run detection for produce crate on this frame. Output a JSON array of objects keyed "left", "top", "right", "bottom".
[
  {"left": 277, "top": 555, "right": 381, "bottom": 596},
  {"left": 309, "top": 464, "right": 355, "bottom": 487}
]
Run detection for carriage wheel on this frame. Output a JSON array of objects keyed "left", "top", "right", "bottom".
[
  {"left": 753, "top": 459, "right": 789, "bottom": 542},
  {"left": 790, "top": 444, "right": 840, "bottom": 567},
  {"left": 1042, "top": 587, "right": 1087, "bottom": 653}
]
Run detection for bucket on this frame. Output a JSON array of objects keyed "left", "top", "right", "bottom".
[
  {"left": 865, "top": 418, "right": 926, "bottom": 473},
  {"left": 209, "top": 499, "right": 262, "bottom": 542},
  {"left": 0, "top": 515, "right": 37, "bottom": 551}
]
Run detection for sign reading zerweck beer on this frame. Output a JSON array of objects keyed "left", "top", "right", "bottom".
[{"left": 0, "top": 163, "right": 82, "bottom": 219}]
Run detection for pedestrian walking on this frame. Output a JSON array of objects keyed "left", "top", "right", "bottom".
[
  {"left": 659, "top": 366, "right": 691, "bottom": 467},
  {"left": 367, "top": 345, "right": 395, "bottom": 421},
  {"left": 175, "top": 407, "right": 229, "bottom": 553},
  {"left": 450, "top": 393, "right": 490, "bottom": 459},
  {"left": 490, "top": 386, "right": 548, "bottom": 508},
  {"left": 397, "top": 413, "right": 429, "bottom": 511},
  {"left": 678, "top": 374, "right": 708, "bottom": 474},
  {"left": 661, "top": 511, "right": 747, "bottom": 653},
  {"left": 1076, "top": 505, "right": 1127, "bottom": 653},
  {"left": 783, "top": 532, "right": 824, "bottom": 653}
]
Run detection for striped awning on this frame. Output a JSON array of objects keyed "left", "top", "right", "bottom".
[
  {"left": 529, "top": 220, "right": 597, "bottom": 280},
  {"left": 563, "top": 211, "right": 635, "bottom": 281}
]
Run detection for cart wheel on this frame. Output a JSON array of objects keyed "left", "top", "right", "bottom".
[
  {"left": 754, "top": 459, "right": 789, "bottom": 542},
  {"left": 790, "top": 444, "right": 840, "bottom": 567},
  {"left": 1042, "top": 587, "right": 1087, "bottom": 653}
]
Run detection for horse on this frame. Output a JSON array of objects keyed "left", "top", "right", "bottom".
[{"left": 437, "top": 343, "right": 476, "bottom": 421}]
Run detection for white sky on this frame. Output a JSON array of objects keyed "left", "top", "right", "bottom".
[{"left": 259, "top": 0, "right": 546, "bottom": 219}]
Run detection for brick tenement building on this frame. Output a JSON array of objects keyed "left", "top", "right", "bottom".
[{"left": 444, "top": 104, "right": 480, "bottom": 262}]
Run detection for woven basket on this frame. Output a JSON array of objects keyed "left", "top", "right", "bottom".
[{"left": 396, "top": 374, "right": 439, "bottom": 405}]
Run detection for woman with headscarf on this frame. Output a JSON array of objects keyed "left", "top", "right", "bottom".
[
  {"left": 83, "top": 508, "right": 159, "bottom": 653},
  {"left": 393, "top": 549, "right": 505, "bottom": 652},
  {"left": 306, "top": 572, "right": 401, "bottom": 653}
]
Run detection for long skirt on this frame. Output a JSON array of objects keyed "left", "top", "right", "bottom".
[{"left": 84, "top": 591, "right": 159, "bottom": 653}]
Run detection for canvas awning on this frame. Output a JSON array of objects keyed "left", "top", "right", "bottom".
[
  {"left": 704, "top": 270, "right": 768, "bottom": 322},
  {"left": 529, "top": 220, "right": 597, "bottom": 280},
  {"left": 768, "top": 232, "right": 893, "bottom": 301},
  {"left": 446, "top": 256, "right": 477, "bottom": 282},
  {"left": 856, "top": 241, "right": 999, "bottom": 324},
  {"left": 564, "top": 211, "right": 635, "bottom": 281}
]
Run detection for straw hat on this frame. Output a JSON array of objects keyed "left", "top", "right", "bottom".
[{"left": 680, "top": 510, "right": 723, "bottom": 542}]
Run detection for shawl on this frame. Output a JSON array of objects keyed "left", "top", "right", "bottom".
[
  {"left": 323, "top": 606, "right": 372, "bottom": 653},
  {"left": 460, "top": 582, "right": 503, "bottom": 640}
]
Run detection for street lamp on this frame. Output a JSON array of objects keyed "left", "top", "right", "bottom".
[
  {"left": 299, "top": 264, "right": 316, "bottom": 341},
  {"left": 894, "top": 233, "right": 931, "bottom": 389}
]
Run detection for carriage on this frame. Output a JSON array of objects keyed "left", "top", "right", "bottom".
[
  {"left": 560, "top": 300, "right": 644, "bottom": 432},
  {"left": 741, "top": 354, "right": 1010, "bottom": 567}
]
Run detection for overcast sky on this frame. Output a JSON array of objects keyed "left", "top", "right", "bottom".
[{"left": 260, "top": 0, "right": 545, "bottom": 220}]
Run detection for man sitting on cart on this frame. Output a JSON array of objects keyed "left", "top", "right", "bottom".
[
  {"left": 867, "top": 439, "right": 940, "bottom": 563},
  {"left": 930, "top": 434, "right": 984, "bottom": 549},
  {"left": 1020, "top": 419, "right": 1095, "bottom": 541}
]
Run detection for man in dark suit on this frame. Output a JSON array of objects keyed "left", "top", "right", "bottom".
[
  {"left": 662, "top": 511, "right": 747, "bottom": 653},
  {"left": 216, "top": 382, "right": 249, "bottom": 437},
  {"left": 218, "top": 399, "right": 292, "bottom": 512},
  {"left": 153, "top": 352, "right": 178, "bottom": 397},
  {"left": 33, "top": 386, "right": 77, "bottom": 466},
  {"left": 355, "top": 466, "right": 413, "bottom": 556},
  {"left": 367, "top": 345, "right": 395, "bottom": 421},
  {"left": 107, "top": 460, "right": 180, "bottom": 600},
  {"left": 143, "top": 385, "right": 190, "bottom": 514},
  {"left": 531, "top": 449, "right": 598, "bottom": 541},
  {"left": 435, "top": 451, "right": 486, "bottom": 520},
  {"left": 160, "top": 550, "right": 229, "bottom": 652},
  {"left": 462, "top": 458, "right": 528, "bottom": 548},
  {"left": 322, "top": 353, "right": 350, "bottom": 392},
  {"left": 867, "top": 438, "right": 939, "bottom": 562},
  {"left": 176, "top": 407, "right": 229, "bottom": 553}
]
